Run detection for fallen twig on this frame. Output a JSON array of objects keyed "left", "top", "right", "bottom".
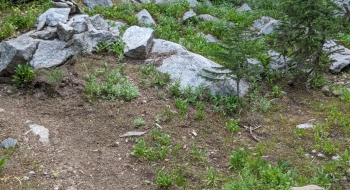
[{"left": 249, "top": 127, "right": 260, "bottom": 142}]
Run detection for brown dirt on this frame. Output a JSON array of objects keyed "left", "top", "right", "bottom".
[{"left": 1, "top": 53, "right": 350, "bottom": 189}]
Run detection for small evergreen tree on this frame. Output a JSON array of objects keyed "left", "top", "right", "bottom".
[
  {"left": 201, "top": 24, "right": 263, "bottom": 96},
  {"left": 274, "top": 0, "right": 342, "bottom": 86}
]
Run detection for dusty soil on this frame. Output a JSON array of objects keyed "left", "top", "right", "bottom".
[
  {"left": 0, "top": 54, "right": 237, "bottom": 189},
  {"left": 1, "top": 53, "right": 350, "bottom": 190}
]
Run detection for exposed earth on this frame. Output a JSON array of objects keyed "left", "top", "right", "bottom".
[{"left": 1, "top": 52, "right": 350, "bottom": 189}]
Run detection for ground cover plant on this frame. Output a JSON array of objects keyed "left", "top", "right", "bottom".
[{"left": 1, "top": 0, "right": 350, "bottom": 189}]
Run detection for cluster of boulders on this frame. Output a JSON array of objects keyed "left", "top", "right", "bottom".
[{"left": 1, "top": 0, "right": 350, "bottom": 97}]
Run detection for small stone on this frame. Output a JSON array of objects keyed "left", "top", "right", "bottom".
[
  {"left": 311, "top": 150, "right": 316, "bottom": 153},
  {"left": 0, "top": 108, "right": 4, "bottom": 112},
  {"left": 332, "top": 155, "right": 341, "bottom": 161},
  {"left": 296, "top": 123, "right": 314, "bottom": 129},
  {"left": 144, "top": 180, "right": 151, "bottom": 184},
  {"left": 317, "top": 153, "right": 324, "bottom": 157},
  {"left": 23, "top": 176, "right": 29, "bottom": 180},
  {"left": 321, "top": 85, "right": 331, "bottom": 96},
  {"left": 291, "top": 185, "right": 325, "bottom": 190},
  {"left": 29, "top": 171, "right": 35, "bottom": 175},
  {"left": 1, "top": 138, "right": 18, "bottom": 149}
]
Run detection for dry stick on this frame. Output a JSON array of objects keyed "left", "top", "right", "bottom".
[{"left": 249, "top": 127, "right": 260, "bottom": 142}]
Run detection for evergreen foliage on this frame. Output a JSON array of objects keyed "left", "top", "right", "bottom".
[
  {"left": 274, "top": 0, "right": 343, "bottom": 85},
  {"left": 200, "top": 24, "right": 263, "bottom": 96}
]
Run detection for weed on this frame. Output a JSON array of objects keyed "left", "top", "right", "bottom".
[
  {"left": 168, "top": 79, "right": 182, "bottom": 97},
  {"left": 85, "top": 69, "right": 139, "bottom": 102},
  {"left": 295, "top": 128, "right": 306, "bottom": 138},
  {"left": 203, "top": 167, "right": 220, "bottom": 187},
  {"left": 190, "top": 143, "right": 207, "bottom": 164},
  {"left": 46, "top": 68, "right": 64, "bottom": 87},
  {"left": 131, "top": 140, "right": 152, "bottom": 159},
  {"left": 151, "top": 129, "right": 170, "bottom": 145},
  {"left": 156, "top": 144, "right": 170, "bottom": 160},
  {"left": 194, "top": 110, "right": 205, "bottom": 120},
  {"left": 173, "top": 168, "right": 186, "bottom": 186},
  {"left": 0, "top": 154, "right": 8, "bottom": 170},
  {"left": 156, "top": 171, "right": 172, "bottom": 188},
  {"left": 164, "top": 107, "right": 174, "bottom": 122},
  {"left": 310, "top": 74, "right": 327, "bottom": 89},
  {"left": 226, "top": 119, "right": 240, "bottom": 134},
  {"left": 174, "top": 98, "right": 188, "bottom": 119},
  {"left": 12, "top": 63, "right": 35, "bottom": 88},
  {"left": 134, "top": 117, "right": 145, "bottom": 127},
  {"left": 173, "top": 143, "right": 180, "bottom": 154},
  {"left": 271, "top": 85, "right": 282, "bottom": 97},
  {"left": 229, "top": 148, "right": 249, "bottom": 170}
]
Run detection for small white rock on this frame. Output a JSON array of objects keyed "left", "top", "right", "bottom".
[
  {"left": 23, "top": 176, "right": 29, "bottom": 180},
  {"left": 0, "top": 108, "right": 5, "bottom": 112},
  {"left": 296, "top": 123, "right": 314, "bottom": 129},
  {"left": 29, "top": 171, "right": 35, "bottom": 175},
  {"left": 332, "top": 155, "right": 341, "bottom": 161},
  {"left": 317, "top": 153, "right": 324, "bottom": 157}
]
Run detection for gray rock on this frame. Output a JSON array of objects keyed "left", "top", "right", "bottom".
[
  {"left": 136, "top": 9, "right": 156, "bottom": 25},
  {"left": 237, "top": 3, "right": 252, "bottom": 12},
  {"left": 36, "top": 8, "right": 70, "bottom": 27},
  {"left": 30, "top": 40, "right": 74, "bottom": 69},
  {"left": 90, "top": 14, "right": 109, "bottom": 30},
  {"left": 0, "top": 108, "right": 4, "bottom": 112},
  {"left": 30, "top": 27, "right": 58, "bottom": 40},
  {"left": 152, "top": 39, "right": 249, "bottom": 97},
  {"left": 1, "top": 138, "right": 18, "bottom": 149},
  {"left": 182, "top": 9, "right": 196, "bottom": 21},
  {"left": 57, "top": 22, "right": 75, "bottom": 41},
  {"left": 89, "top": 29, "right": 119, "bottom": 48},
  {"left": 323, "top": 40, "right": 350, "bottom": 73},
  {"left": 204, "top": 34, "right": 218, "bottom": 43},
  {"left": 296, "top": 123, "right": 314, "bottom": 129},
  {"left": 83, "top": 0, "right": 113, "bottom": 9},
  {"left": 109, "top": 26, "right": 120, "bottom": 37},
  {"left": 252, "top": 16, "right": 279, "bottom": 35},
  {"left": 322, "top": 85, "right": 331, "bottom": 96},
  {"left": 198, "top": 14, "right": 219, "bottom": 22},
  {"left": 67, "top": 15, "right": 91, "bottom": 34},
  {"left": 268, "top": 50, "right": 288, "bottom": 70},
  {"left": 106, "top": 20, "right": 127, "bottom": 29},
  {"left": 0, "top": 32, "right": 39, "bottom": 76},
  {"left": 70, "top": 32, "right": 93, "bottom": 54},
  {"left": 122, "top": 26, "right": 154, "bottom": 59}
]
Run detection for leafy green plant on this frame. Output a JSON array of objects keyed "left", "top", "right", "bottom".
[
  {"left": 174, "top": 98, "right": 188, "bottom": 119},
  {"left": 271, "top": 85, "right": 282, "bottom": 97},
  {"left": 226, "top": 119, "right": 240, "bottom": 134},
  {"left": 164, "top": 107, "right": 174, "bottom": 122},
  {"left": 12, "top": 63, "right": 35, "bottom": 88},
  {"left": 295, "top": 128, "right": 306, "bottom": 138},
  {"left": 168, "top": 79, "right": 182, "bottom": 97},
  {"left": 203, "top": 167, "right": 220, "bottom": 187},
  {"left": 85, "top": 69, "right": 139, "bottom": 102},
  {"left": 190, "top": 143, "right": 207, "bottom": 164},
  {"left": 156, "top": 171, "right": 173, "bottom": 188},
  {"left": 0, "top": 154, "right": 8, "bottom": 171},
  {"left": 134, "top": 117, "right": 145, "bottom": 127},
  {"left": 131, "top": 140, "right": 152, "bottom": 159},
  {"left": 151, "top": 129, "right": 170, "bottom": 145}
]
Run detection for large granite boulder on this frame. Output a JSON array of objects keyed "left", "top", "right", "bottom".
[
  {"left": 122, "top": 26, "right": 154, "bottom": 59},
  {"left": 252, "top": 16, "right": 279, "bottom": 36},
  {"left": 0, "top": 32, "right": 39, "bottom": 76},
  {"left": 151, "top": 39, "right": 249, "bottom": 97}
]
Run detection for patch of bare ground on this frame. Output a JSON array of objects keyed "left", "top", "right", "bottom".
[{"left": 0, "top": 53, "right": 350, "bottom": 189}]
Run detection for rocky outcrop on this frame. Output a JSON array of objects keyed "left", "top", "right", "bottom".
[{"left": 0, "top": 13, "right": 121, "bottom": 76}]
